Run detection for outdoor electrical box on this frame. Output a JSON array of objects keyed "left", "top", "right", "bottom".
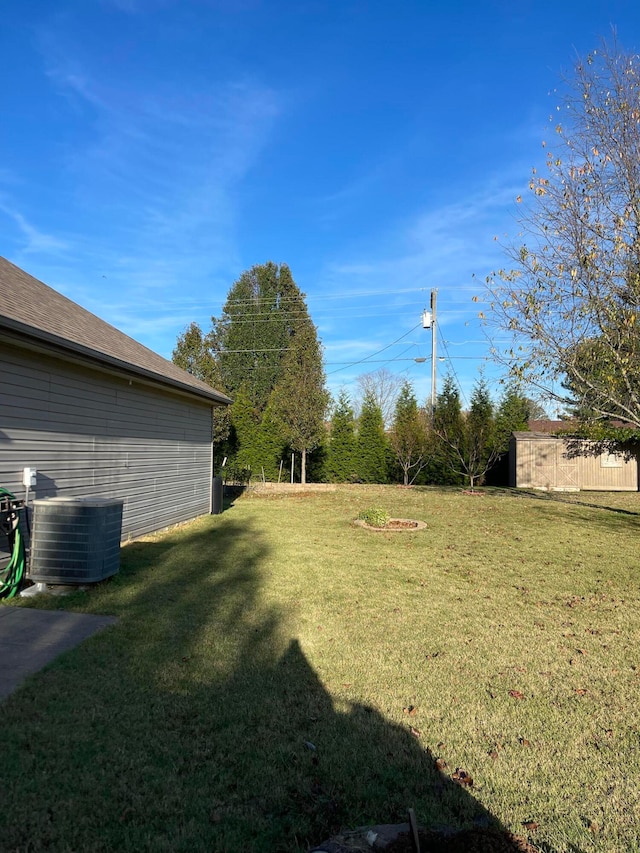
[
  {"left": 29, "top": 496, "right": 123, "bottom": 584},
  {"left": 22, "top": 468, "right": 37, "bottom": 488},
  {"left": 422, "top": 310, "right": 432, "bottom": 329}
]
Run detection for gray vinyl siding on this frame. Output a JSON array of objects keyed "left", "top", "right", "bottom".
[{"left": 0, "top": 342, "right": 213, "bottom": 539}]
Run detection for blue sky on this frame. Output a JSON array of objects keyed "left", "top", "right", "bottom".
[{"left": 2, "top": 0, "right": 639, "bottom": 410}]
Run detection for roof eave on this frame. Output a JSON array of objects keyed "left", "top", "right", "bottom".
[{"left": 0, "top": 316, "right": 233, "bottom": 406}]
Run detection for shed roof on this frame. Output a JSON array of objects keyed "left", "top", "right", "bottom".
[
  {"left": 526, "top": 419, "right": 578, "bottom": 433},
  {"left": 512, "top": 431, "right": 563, "bottom": 440},
  {"left": 0, "top": 257, "right": 232, "bottom": 405}
]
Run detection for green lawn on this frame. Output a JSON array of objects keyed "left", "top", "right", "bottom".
[{"left": 1, "top": 485, "right": 640, "bottom": 852}]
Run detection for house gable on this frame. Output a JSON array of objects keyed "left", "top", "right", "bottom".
[
  {"left": 0, "top": 257, "right": 231, "bottom": 406},
  {"left": 0, "top": 259, "right": 230, "bottom": 538}
]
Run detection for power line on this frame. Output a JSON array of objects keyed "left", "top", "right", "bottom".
[
  {"left": 437, "top": 325, "right": 469, "bottom": 407},
  {"left": 210, "top": 340, "right": 494, "bottom": 363},
  {"left": 326, "top": 356, "right": 428, "bottom": 365},
  {"left": 206, "top": 302, "right": 425, "bottom": 324},
  {"left": 221, "top": 286, "right": 427, "bottom": 308},
  {"left": 212, "top": 347, "right": 289, "bottom": 354},
  {"left": 208, "top": 355, "right": 494, "bottom": 369},
  {"left": 370, "top": 342, "right": 420, "bottom": 373},
  {"left": 326, "top": 323, "right": 422, "bottom": 376}
]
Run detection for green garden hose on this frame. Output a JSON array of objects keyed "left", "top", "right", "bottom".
[{"left": 0, "top": 487, "right": 26, "bottom": 599}]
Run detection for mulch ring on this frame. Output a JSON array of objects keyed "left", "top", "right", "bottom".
[
  {"left": 354, "top": 518, "right": 427, "bottom": 532},
  {"left": 311, "top": 822, "right": 537, "bottom": 852}
]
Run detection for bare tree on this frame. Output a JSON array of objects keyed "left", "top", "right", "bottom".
[{"left": 355, "top": 368, "right": 405, "bottom": 427}]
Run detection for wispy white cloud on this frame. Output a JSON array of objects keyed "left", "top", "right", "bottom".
[
  {"left": 321, "top": 171, "right": 526, "bottom": 303},
  {"left": 311, "top": 165, "right": 533, "bottom": 400},
  {"left": 0, "top": 202, "right": 70, "bottom": 256},
  {"left": 19, "top": 27, "right": 285, "bottom": 353}
]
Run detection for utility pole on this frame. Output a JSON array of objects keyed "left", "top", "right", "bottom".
[
  {"left": 430, "top": 289, "right": 437, "bottom": 415},
  {"left": 421, "top": 289, "right": 438, "bottom": 416}
]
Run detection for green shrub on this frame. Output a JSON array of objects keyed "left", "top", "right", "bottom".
[{"left": 357, "top": 507, "right": 390, "bottom": 528}]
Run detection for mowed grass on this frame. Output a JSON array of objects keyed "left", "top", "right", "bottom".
[{"left": 1, "top": 485, "right": 640, "bottom": 852}]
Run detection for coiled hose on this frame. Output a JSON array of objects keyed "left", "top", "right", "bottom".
[{"left": 0, "top": 487, "right": 26, "bottom": 599}]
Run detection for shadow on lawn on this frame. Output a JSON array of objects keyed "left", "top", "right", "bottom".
[
  {"left": 1, "top": 515, "right": 549, "bottom": 853},
  {"left": 510, "top": 489, "right": 640, "bottom": 535}
]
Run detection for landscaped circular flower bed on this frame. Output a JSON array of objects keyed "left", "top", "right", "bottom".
[{"left": 354, "top": 509, "right": 426, "bottom": 532}]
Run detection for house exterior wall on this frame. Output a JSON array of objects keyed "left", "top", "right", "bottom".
[
  {"left": 511, "top": 434, "right": 638, "bottom": 491},
  {"left": 0, "top": 341, "right": 214, "bottom": 539}
]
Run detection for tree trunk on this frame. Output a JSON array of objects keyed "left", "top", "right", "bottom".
[{"left": 301, "top": 448, "right": 307, "bottom": 484}]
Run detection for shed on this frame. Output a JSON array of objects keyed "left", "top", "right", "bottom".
[
  {"left": 0, "top": 257, "right": 232, "bottom": 539},
  {"left": 509, "top": 431, "right": 638, "bottom": 492}
]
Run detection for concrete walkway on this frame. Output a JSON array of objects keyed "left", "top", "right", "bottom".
[{"left": 0, "top": 607, "right": 117, "bottom": 702}]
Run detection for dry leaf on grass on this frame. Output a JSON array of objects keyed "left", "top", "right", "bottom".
[
  {"left": 435, "top": 757, "right": 447, "bottom": 771},
  {"left": 403, "top": 705, "right": 417, "bottom": 716},
  {"left": 509, "top": 690, "right": 525, "bottom": 700},
  {"left": 522, "top": 820, "right": 539, "bottom": 832},
  {"left": 451, "top": 768, "right": 473, "bottom": 786}
]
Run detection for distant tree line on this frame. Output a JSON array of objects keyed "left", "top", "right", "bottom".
[
  {"left": 173, "top": 261, "right": 542, "bottom": 487},
  {"left": 323, "top": 374, "right": 542, "bottom": 488}
]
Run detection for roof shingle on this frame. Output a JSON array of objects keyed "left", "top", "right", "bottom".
[{"left": 0, "top": 257, "right": 231, "bottom": 405}]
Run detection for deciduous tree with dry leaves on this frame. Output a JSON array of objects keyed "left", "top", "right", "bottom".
[{"left": 486, "top": 37, "right": 640, "bottom": 441}]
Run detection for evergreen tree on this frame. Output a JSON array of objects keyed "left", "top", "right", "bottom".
[
  {"left": 174, "top": 262, "right": 326, "bottom": 477},
  {"left": 356, "top": 391, "right": 388, "bottom": 483},
  {"left": 306, "top": 439, "right": 329, "bottom": 484},
  {"left": 494, "top": 382, "right": 533, "bottom": 454},
  {"left": 231, "top": 384, "right": 259, "bottom": 476},
  {"left": 210, "top": 262, "right": 309, "bottom": 411},
  {"left": 326, "top": 390, "right": 357, "bottom": 483},
  {"left": 432, "top": 373, "right": 465, "bottom": 485},
  {"left": 172, "top": 321, "right": 217, "bottom": 383},
  {"left": 389, "top": 380, "right": 429, "bottom": 485},
  {"left": 254, "top": 396, "right": 287, "bottom": 481},
  {"left": 270, "top": 318, "right": 329, "bottom": 484},
  {"left": 465, "top": 377, "right": 497, "bottom": 489},
  {"left": 434, "top": 375, "right": 500, "bottom": 489},
  {"left": 172, "top": 321, "right": 231, "bottom": 452}
]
